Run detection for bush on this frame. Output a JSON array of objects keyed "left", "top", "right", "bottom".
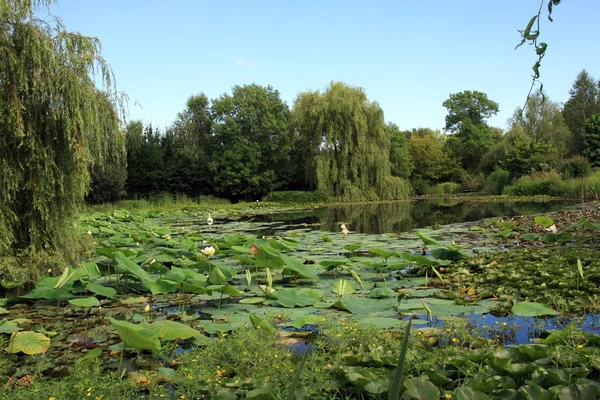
[
  {"left": 503, "top": 171, "right": 565, "bottom": 197},
  {"left": 423, "top": 182, "right": 461, "bottom": 195},
  {"left": 483, "top": 168, "right": 511, "bottom": 195},
  {"left": 264, "top": 190, "right": 330, "bottom": 203},
  {"left": 561, "top": 155, "right": 592, "bottom": 179}
]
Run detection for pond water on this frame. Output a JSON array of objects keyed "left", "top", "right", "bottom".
[{"left": 177, "top": 198, "right": 582, "bottom": 236}]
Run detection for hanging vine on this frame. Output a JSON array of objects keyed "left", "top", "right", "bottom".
[{"left": 516, "top": 0, "right": 562, "bottom": 108}]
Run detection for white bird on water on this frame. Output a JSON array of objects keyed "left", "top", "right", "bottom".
[{"left": 207, "top": 213, "right": 214, "bottom": 227}]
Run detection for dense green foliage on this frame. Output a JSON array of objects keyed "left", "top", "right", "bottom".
[
  {"left": 264, "top": 190, "right": 330, "bottom": 203},
  {"left": 583, "top": 114, "right": 600, "bottom": 167},
  {"left": 292, "top": 82, "right": 410, "bottom": 201},
  {"left": 563, "top": 70, "right": 600, "bottom": 154},
  {"left": 0, "top": 0, "right": 123, "bottom": 277}
]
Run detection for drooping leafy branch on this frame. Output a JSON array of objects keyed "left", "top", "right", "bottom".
[{"left": 516, "top": 0, "right": 562, "bottom": 108}]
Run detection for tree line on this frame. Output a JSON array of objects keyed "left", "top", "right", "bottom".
[{"left": 88, "top": 69, "right": 600, "bottom": 202}]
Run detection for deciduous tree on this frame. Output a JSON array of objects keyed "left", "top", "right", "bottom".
[{"left": 0, "top": 0, "right": 123, "bottom": 278}]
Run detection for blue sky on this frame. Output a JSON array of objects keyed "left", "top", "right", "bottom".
[{"left": 47, "top": 0, "right": 600, "bottom": 132}]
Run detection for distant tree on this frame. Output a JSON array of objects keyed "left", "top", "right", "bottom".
[
  {"left": 511, "top": 90, "right": 571, "bottom": 155},
  {"left": 293, "top": 82, "right": 410, "bottom": 200},
  {"left": 442, "top": 91, "right": 500, "bottom": 133},
  {"left": 583, "top": 114, "right": 600, "bottom": 167},
  {"left": 0, "top": 0, "right": 123, "bottom": 278},
  {"left": 386, "top": 123, "right": 413, "bottom": 180},
  {"left": 563, "top": 70, "right": 600, "bottom": 154},
  {"left": 443, "top": 91, "right": 499, "bottom": 171},
  {"left": 408, "top": 134, "right": 447, "bottom": 184},
  {"left": 211, "top": 84, "right": 293, "bottom": 201},
  {"left": 168, "top": 94, "right": 213, "bottom": 195},
  {"left": 125, "top": 122, "right": 166, "bottom": 195}
]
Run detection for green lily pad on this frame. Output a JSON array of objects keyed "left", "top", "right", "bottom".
[
  {"left": 68, "top": 297, "right": 100, "bottom": 307},
  {"left": 6, "top": 331, "right": 51, "bottom": 354},
  {"left": 512, "top": 302, "right": 559, "bottom": 317}
]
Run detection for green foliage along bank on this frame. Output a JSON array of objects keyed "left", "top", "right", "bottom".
[{"left": 0, "top": 0, "right": 124, "bottom": 279}]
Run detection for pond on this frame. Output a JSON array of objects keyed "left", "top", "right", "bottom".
[{"left": 171, "top": 198, "right": 582, "bottom": 236}]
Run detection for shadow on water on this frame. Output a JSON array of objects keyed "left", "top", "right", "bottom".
[{"left": 248, "top": 198, "right": 580, "bottom": 235}]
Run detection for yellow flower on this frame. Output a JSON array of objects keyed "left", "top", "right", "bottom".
[
  {"left": 144, "top": 304, "right": 151, "bottom": 313},
  {"left": 49, "top": 398, "right": 56, "bottom": 400},
  {"left": 180, "top": 396, "right": 185, "bottom": 399},
  {"left": 577, "top": 345, "right": 584, "bottom": 349},
  {"left": 445, "top": 394, "right": 453, "bottom": 399}
]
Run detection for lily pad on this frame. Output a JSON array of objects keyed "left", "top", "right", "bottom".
[
  {"left": 512, "top": 302, "right": 559, "bottom": 317},
  {"left": 6, "top": 331, "right": 51, "bottom": 354}
]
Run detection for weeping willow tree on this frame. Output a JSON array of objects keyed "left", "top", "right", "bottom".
[
  {"left": 292, "top": 82, "right": 410, "bottom": 201},
  {"left": 0, "top": 0, "right": 124, "bottom": 280}
]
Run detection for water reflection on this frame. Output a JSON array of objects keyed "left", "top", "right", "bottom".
[{"left": 251, "top": 199, "right": 580, "bottom": 235}]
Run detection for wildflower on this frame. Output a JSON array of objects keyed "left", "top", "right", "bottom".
[
  {"left": 577, "top": 345, "right": 584, "bottom": 349},
  {"left": 47, "top": 268, "right": 52, "bottom": 273},
  {"left": 180, "top": 396, "right": 185, "bottom": 399},
  {"left": 87, "top": 230, "right": 92, "bottom": 236},
  {"left": 445, "top": 394, "right": 453, "bottom": 399},
  {"left": 49, "top": 398, "right": 56, "bottom": 400},
  {"left": 202, "top": 246, "right": 215, "bottom": 256}
]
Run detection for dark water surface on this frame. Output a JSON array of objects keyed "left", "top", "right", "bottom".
[{"left": 246, "top": 198, "right": 581, "bottom": 235}]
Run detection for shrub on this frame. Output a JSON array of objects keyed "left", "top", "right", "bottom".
[
  {"left": 561, "top": 155, "right": 592, "bottom": 179},
  {"left": 483, "top": 168, "right": 511, "bottom": 195},
  {"left": 264, "top": 190, "right": 330, "bottom": 203},
  {"left": 503, "top": 171, "right": 565, "bottom": 197},
  {"left": 423, "top": 182, "right": 461, "bottom": 195}
]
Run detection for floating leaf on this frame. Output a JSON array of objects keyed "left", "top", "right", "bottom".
[
  {"left": 6, "top": 331, "right": 51, "bottom": 354},
  {"left": 68, "top": 297, "right": 100, "bottom": 307},
  {"left": 120, "top": 297, "right": 148, "bottom": 305},
  {"left": 512, "top": 302, "right": 559, "bottom": 317},
  {"left": 534, "top": 215, "right": 554, "bottom": 228}
]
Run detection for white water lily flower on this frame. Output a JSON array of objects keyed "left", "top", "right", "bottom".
[
  {"left": 202, "top": 246, "right": 215, "bottom": 256},
  {"left": 545, "top": 224, "right": 558, "bottom": 233},
  {"left": 340, "top": 224, "right": 349, "bottom": 235},
  {"left": 207, "top": 213, "right": 214, "bottom": 226}
]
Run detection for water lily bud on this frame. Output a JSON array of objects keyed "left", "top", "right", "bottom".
[{"left": 202, "top": 246, "right": 215, "bottom": 256}]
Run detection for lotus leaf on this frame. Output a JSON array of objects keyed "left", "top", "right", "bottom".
[
  {"left": 512, "top": 302, "right": 559, "bottom": 317},
  {"left": 109, "top": 317, "right": 161, "bottom": 352},
  {"left": 6, "top": 331, "right": 51, "bottom": 354},
  {"left": 68, "top": 297, "right": 100, "bottom": 307}
]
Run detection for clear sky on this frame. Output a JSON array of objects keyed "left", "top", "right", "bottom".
[{"left": 46, "top": 0, "right": 600, "bottom": 132}]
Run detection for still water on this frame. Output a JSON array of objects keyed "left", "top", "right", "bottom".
[{"left": 247, "top": 198, "right": 581, "bottom": 235}]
